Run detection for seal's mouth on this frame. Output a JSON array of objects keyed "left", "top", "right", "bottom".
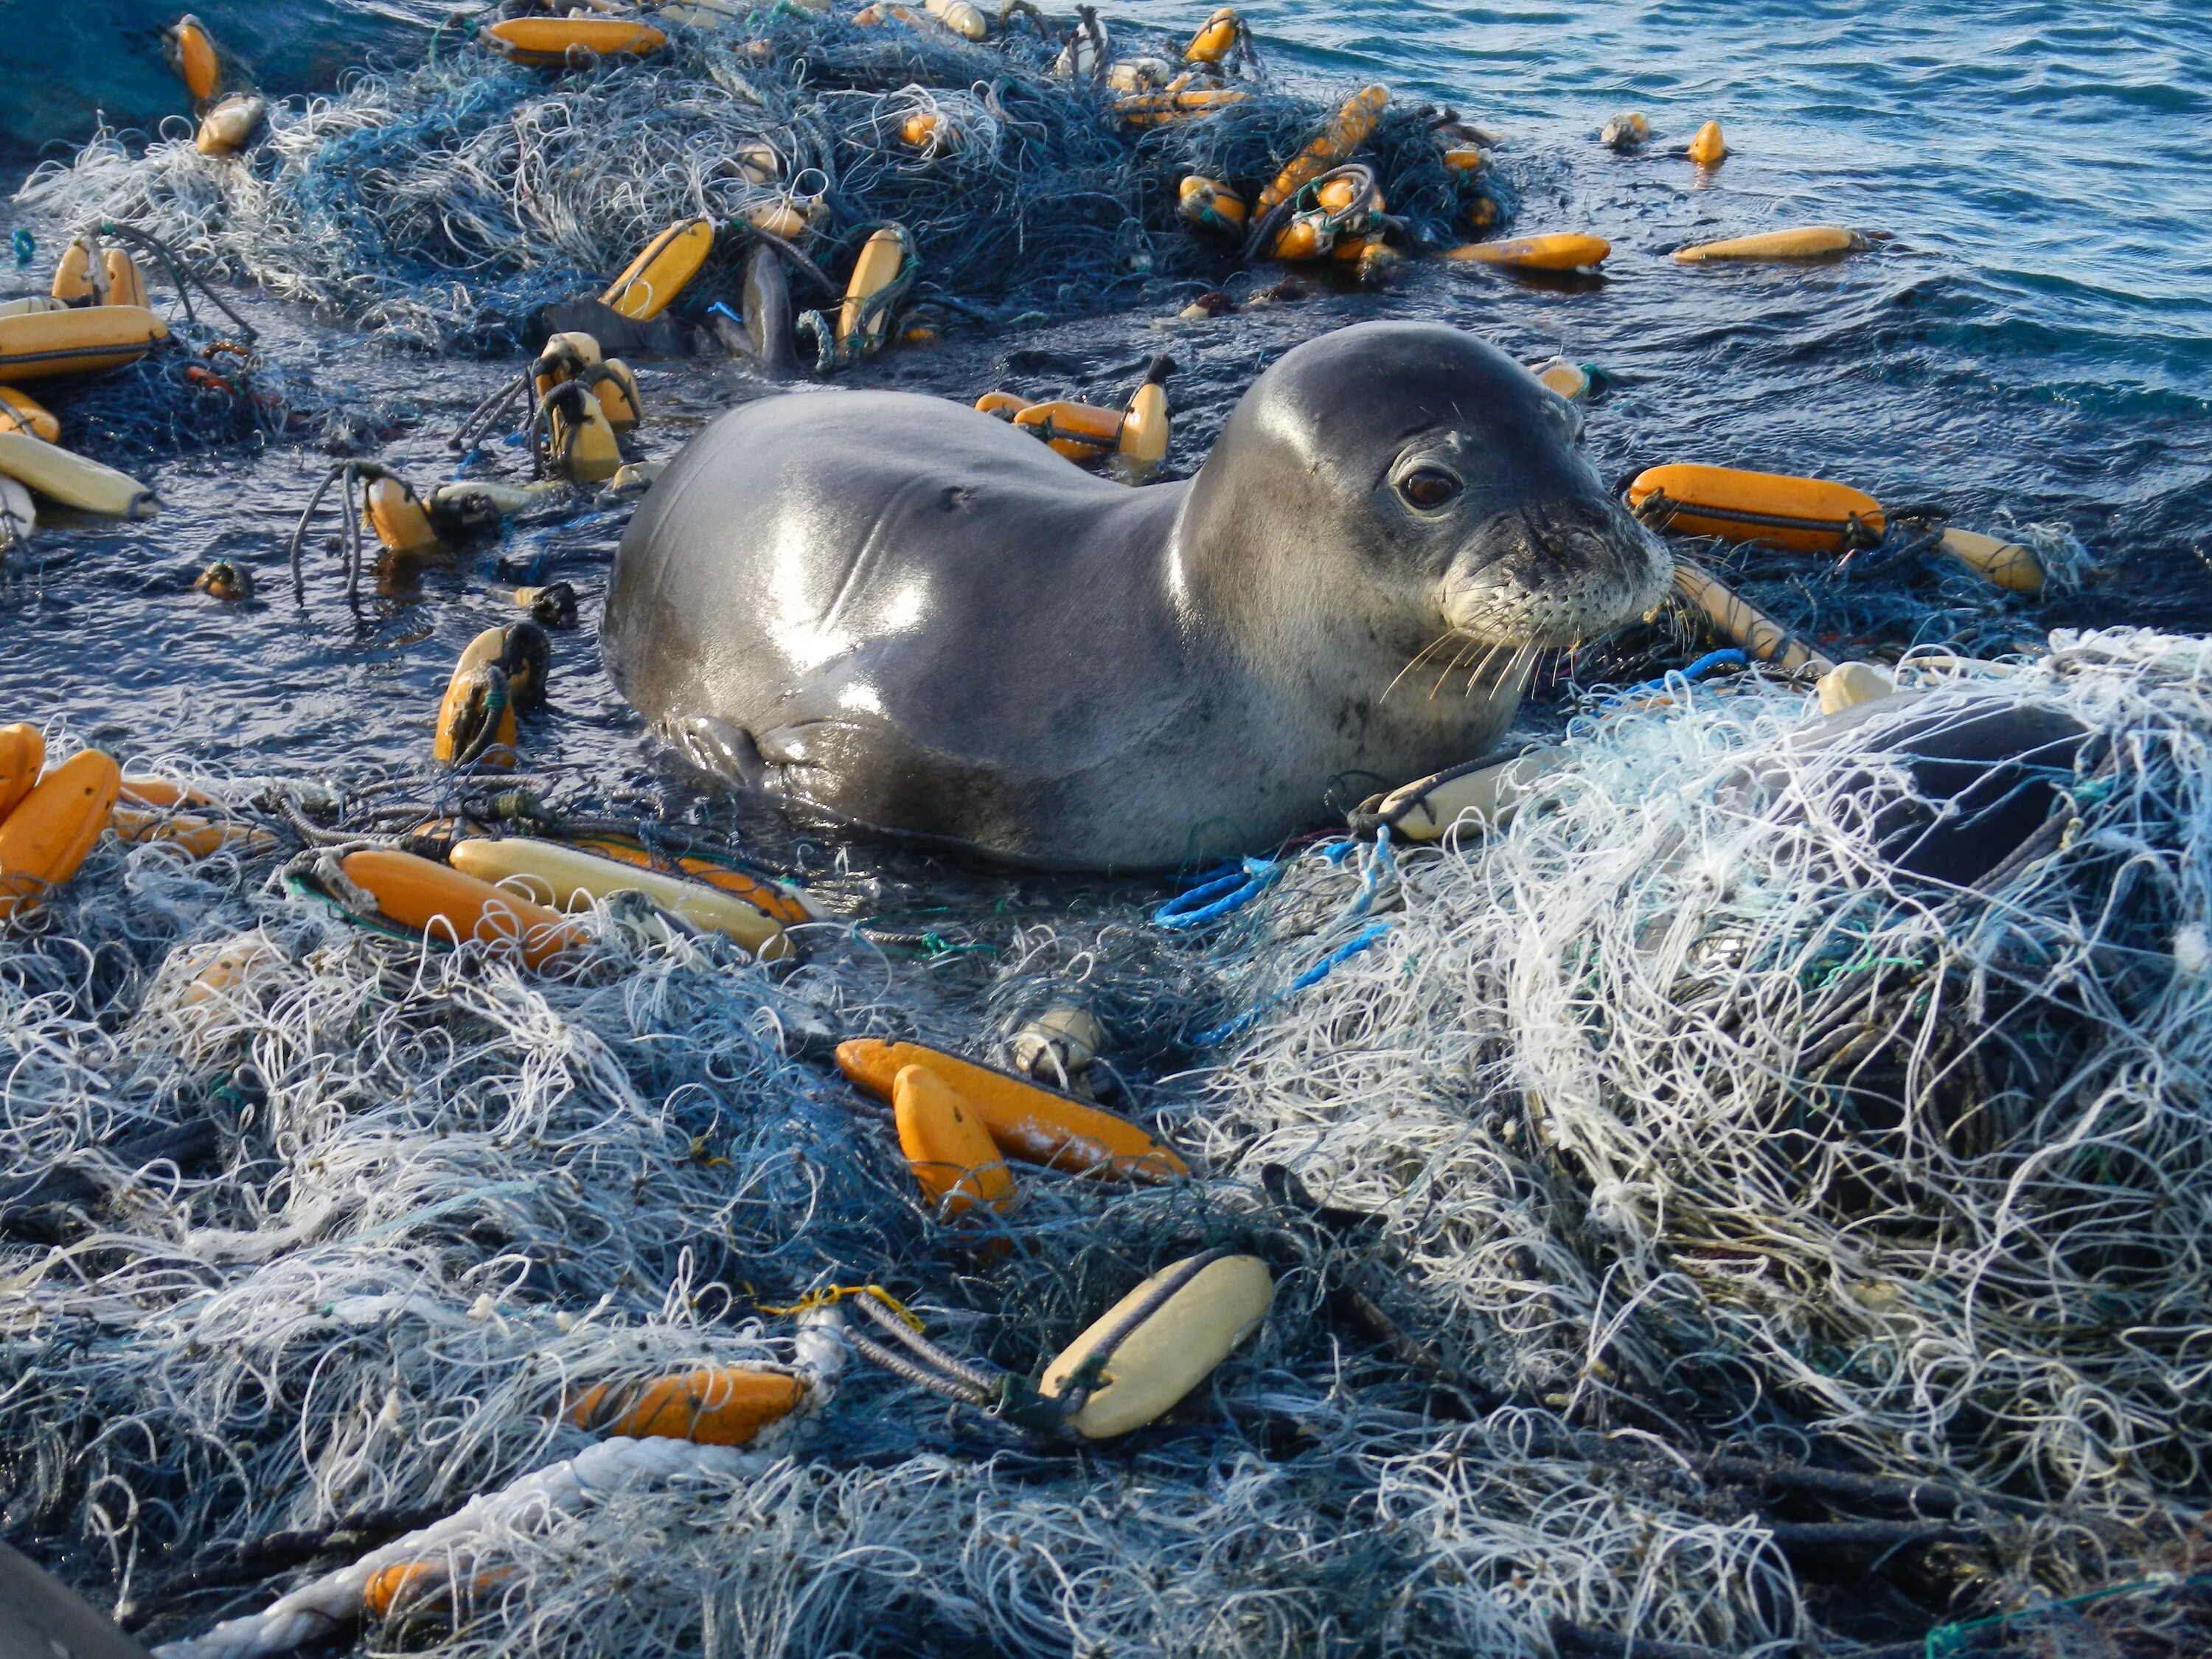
[{"left": 1440, "top": 497, "right": 1672, "bottom": 649}]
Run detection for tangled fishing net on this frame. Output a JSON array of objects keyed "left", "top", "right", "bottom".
[
  {"left": 13, "top": 9, "right": 1501, "bottom": 351},
  {"left": 6, "top": 630, "right": 2211, "bottom": 1658}
]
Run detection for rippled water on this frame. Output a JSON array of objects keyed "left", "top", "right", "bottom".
[{"left": 2, "top": 0, "right": 2208, "bottom": 814}]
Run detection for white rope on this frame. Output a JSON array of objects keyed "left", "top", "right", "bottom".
[{"left": 150, "top": 1437, "right": 765, "bottom": 1659}]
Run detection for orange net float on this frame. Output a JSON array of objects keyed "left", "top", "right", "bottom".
[
  {"left": 836, "top": 1037, "right": 1187, "bottom": 1181},
  {"left": 1260, "top": 164, "right": 1384, "bottom": 262},
  {"left": 336, "top": 849, "right": 588, "bottom": 968},
  {"left": 0, "top": 723, "right": 42, "bottom": 822},
  {"left": 1255, "top": 83, "right": 1387, "bottom": 215},
  {"left": 1626, "top": 462, "right": 1886, "bottom": 556},
  {"left": 1113, "top": 86, "right": 1250, "bottom": 129},
  {"left": 564, "top": 1366, "right": 809, "bottom": 1446},
  {"left": 163, "top": 13, "right": 223, "bottom": 103},
  {"left": 566, "top": 835, "right": 821, "bottom": 925},
  {"left": 1177, "top": 175, "right": 1247, "bottom": 236},
  {"left": 1011, "top": 396, "right": 1121, "bottom": 462},
  {"left": 0, "top": 749, "right": 119, "bottom": 922},
  {"left": 364, "top": 1561, "right": 515, "bottom": 1624},
  {"left": 892, "top": 1065, "right": 1018, "bottom": 1217}
]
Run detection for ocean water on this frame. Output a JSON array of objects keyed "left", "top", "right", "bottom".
[{"left": 1, "top": 0, "right": 2208, "bottom": 790}]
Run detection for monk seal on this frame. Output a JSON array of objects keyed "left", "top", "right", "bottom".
[{"left": 602, "top": 319, "right": 1671, "bottom": 869}]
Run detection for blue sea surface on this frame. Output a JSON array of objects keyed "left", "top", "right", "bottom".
[{"left": 0, "top": 0, "right": 2208, "bottom": 776}]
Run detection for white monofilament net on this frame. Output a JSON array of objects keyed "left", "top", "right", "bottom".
[{"left": 6, "top": 630, "right": 2209, "bottom": 1657}]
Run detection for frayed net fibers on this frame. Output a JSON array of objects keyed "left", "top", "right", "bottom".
[
  {"left": 1188, "top": 630, "right": 2212, "bottom": 1555},
  {"left": 7, "top": 632, "right": 2211, "bottom": 1659}
]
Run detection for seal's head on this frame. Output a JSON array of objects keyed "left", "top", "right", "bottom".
[{"left": 1180, "top": 321, "right": 1669, "bottom": 673}]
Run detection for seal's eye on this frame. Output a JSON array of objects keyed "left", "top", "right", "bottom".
[{"left": 1398, "top": 467, "right": 1461, "bottom": 510}]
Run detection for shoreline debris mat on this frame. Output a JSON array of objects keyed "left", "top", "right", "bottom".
[
  {"left": 15, "top": 11, "right": 1500, "bottom": 350},
  {"left": 5, "top": 629, "right": 2211, "bottom": 1655}
]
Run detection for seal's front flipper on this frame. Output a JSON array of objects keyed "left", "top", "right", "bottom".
[{"left": 670, "top": 715, "right": 771, "bottom": 791}]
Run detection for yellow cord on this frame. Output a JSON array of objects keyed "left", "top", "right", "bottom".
[{"left": 757, "top": 1283, "right": 925, "bottom": 1332}]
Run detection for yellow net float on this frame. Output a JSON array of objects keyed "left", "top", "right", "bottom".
[
  {"left": 566, "top": 834, "right": 820, "bottom": 925},
  {"left": 1105, "top": 56, "right": 1176, "bottom": 93},
  {"left": 102, "top": 249, "right": 149, "bottom": 309},
  {"left": 978, "top": 355, "right": 1175, "bottom": 482},
  {"left": 0, "top": 387, "right": 58, "bottom": 443},
  {"left": 0, "top": 476, "right": 31, "bottom": 549},
  {"left": 1446, "top": 233, "right": 1610, "bottom": 273},
  {"left": 484, "top": 16, "right": 667, "bottom": 66},
  {"left": 1183, "top": 6, "right": 1247, "bottom": 64},
  {"left": 448, "top": 836, "right": 793, "bottom": 959},
  {"left": 1672, "top": 564, "right": 1832, "bottom": 675},
  {"left": 922, "top": 0, "right": 988, "bottom": 40},
  {"left": 835, "top": 1037, "right": 1187, "bottom": 1180},
  {"left": 1262, "top": 164, "right": 1384, "bottom": 262},
  {"left": 0, "top": 749, "right": 121, "bottom": 922},
  {"left": 1816, "top": 660, "right": 1897, "bottom": 715},
  {"left": 599, "top": 217, "right": 714, "bottom": 320},
  {"left": 1937, "top": 528, "right": 2043, "bottom": 594},
  {"left": 796, "top": 223, "right": 914, "bottom": 371},
  {"left": 532, "top": 330, "right": 600, "bottom": 402},
  {"left": 1256, "top": 83, "right": 1387, "bottom": 215},
  {"left": 50, "top": 238, "right": 97, "bottom": 305},
  {"left": 1114, "top": 355, "right": 1172, "bottom": 483},
  {"left": 892, "top": 1065, "right": 1018, "bottom": 1217},
  {"left": 539, "top": 380, "right": 624, "bottom": 481},
  {"left": 838, "top": 224, "right": 912, "bottom": 349},
  {"left": 1038, "top": 1251, "right": 1274, "bottom": 1438},
  {"left": 742, "top": 184, "right": 828, "bottom": 240},
  {"left": 0, "top": 305, "right": 169, "bottom": 383},
  {"left": 111, "top": 804, "right": 274, "bottom": 858},
  {"left": 1359, "top": 745, "right": 1564, "bottom": 843},
  {"left": 0, "top": 431, "right": 156, "bottom": 518},
  {"left": 433, "top": 625, "right": 546, "bottom": 767},
  {"left": 1526, "top": 357, "right": 1590, "bottom": 400},
  {"left": 195, "top": 93, "right": 266, "bottom": 157},
  {"left": 191, "top": 558, "right": 254, "bottom": 602},
  {"left": 1688, "top": 118, "right": 1727, "bottom": 165},
  {"left": 1674, "top": 226, "right": 1869, "bottom": 263}
]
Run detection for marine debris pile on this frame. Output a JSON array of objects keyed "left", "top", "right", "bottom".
[
  {"left": 2, "top": 634, "right": 2210, "bottom": 1657},
  {"left": 15, "top": 4, "right": 1503, "bottom": 350}
]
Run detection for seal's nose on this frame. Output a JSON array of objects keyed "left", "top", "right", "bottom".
[{"left": 1447, "top": 495, "right": 1671, "bottom": 644}]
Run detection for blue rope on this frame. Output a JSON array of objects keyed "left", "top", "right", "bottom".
[
  {"left": 1153, "top": 856, "right": 1282, "bottom": 929},
  {"left": 1611, "top": 647, "right": 1747, "bottom": 704},
  {"left": 1194, "top": 922, "right": 1393, "bottom": 1046}
]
